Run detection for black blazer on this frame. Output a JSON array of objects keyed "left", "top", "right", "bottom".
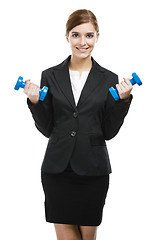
[{"left": 27, "top": 55, "right": 133, "bottom": 176}]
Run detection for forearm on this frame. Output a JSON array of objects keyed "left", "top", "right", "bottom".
[
  {"left": 102, "top": 94, "right": 133, "bottom": 140},
  {"left": 27, "top": 97, "right": 54, "bottom": 137}
]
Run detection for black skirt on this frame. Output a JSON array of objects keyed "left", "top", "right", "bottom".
[{"left": 41, "top": 162, "right": 110, "bottom": 226}]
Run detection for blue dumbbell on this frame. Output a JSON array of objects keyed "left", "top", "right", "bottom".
[
  {"left": 109, "top": 72, "right": 142, "bottom": 101},
  {"left": 14, "top": 76, "right": 48, "bottom": 101}
]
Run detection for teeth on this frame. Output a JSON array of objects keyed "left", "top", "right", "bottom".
[{"left": 78, "top": 48, "right": 88, "bottom": 51}]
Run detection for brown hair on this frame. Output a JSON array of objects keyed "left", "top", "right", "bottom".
[{"left": 66, "top": 9, "right": 99, "bottom": 36}]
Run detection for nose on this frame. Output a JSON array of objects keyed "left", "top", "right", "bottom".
[{"left": 80, "top": 36, "right": 86, "bottom": 46}]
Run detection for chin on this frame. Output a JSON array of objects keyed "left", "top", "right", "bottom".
[
  {"left": 79, "top": 54, "right": 90, "bottom": 59},
  {"left": 73, "top": 51, "right": 92, "bottom": 59}
]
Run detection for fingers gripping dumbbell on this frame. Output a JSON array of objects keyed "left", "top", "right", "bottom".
[
  {"left": 109, "top": 72, "right": 142, "bottom": 101},
  {"left": 14, "top": 76, "right": 48, "bottom": 101}
]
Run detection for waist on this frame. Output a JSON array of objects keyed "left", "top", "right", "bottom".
[{"left": 65, "top": 161, "right": 73, "bottom": 172}]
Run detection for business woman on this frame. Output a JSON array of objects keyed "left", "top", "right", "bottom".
[{"left": 24, "top": 9, "right": 133, "bottom": 240}]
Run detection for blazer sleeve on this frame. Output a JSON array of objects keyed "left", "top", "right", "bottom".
[
  {"left": 27, "top": 71, "right": 54, "bottom": 138},
  {"left": 102, "top": 74, "right": 133, "bottom": 140}
]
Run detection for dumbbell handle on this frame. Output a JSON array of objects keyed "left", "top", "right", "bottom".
[
  {"left": 109, "top": 72, "right": 142, "bottom": 101},
  {"left": 14, "top": 76, "right": 48, "bottom": 101}
]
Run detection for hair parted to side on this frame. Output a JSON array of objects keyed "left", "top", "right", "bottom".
[{"left": 66, "top": 9, "right": 99, "bottom": 37}]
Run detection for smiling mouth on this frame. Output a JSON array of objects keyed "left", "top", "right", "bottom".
[{"left": 76, "top": 47, "right": 89, "bottom": 52}]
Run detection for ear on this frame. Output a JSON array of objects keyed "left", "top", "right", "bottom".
[
  {"left": 65, "top": 33, "right": 69, "bottom": 43},
  {"left": 96, "top": 33, "right": 100, "bottom": 43}
]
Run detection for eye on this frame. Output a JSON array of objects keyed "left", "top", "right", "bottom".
[
  {"left": 87, "top": 34, "right": 94, "bottom": 38},
  {"left": 72, "top": 34, "right": 79, "bottom": 38}
]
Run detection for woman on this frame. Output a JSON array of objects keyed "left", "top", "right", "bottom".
[{"left": 24, "top": 9, "right": 133, "bottom": 240}]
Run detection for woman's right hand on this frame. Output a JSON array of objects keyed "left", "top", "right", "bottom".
[{"left": 24, "top": 80, "right": 40, "bottom": 104}]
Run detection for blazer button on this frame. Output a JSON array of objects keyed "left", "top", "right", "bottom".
[
  {"left": 73, "top": 112, "right": 78, "bottom": 118},
  {"left": 71, "top": 131, "right": 76, "bottom": 137}
]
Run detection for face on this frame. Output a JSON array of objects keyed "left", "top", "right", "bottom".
[{"left": 66, "top": 22, "right": 99, "bottom": 59}]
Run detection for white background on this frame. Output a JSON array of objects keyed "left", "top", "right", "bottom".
[{"left": 1, "top": 0, "right": 160, "bottom": 239}]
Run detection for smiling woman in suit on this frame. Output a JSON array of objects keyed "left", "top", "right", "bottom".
[{"left": 24, "top": 9, "right": 133, "bottom": 240}]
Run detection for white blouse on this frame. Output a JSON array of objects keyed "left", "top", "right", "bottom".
[{"left": 69, "top": 70, "right": 90, "bottom": 106}]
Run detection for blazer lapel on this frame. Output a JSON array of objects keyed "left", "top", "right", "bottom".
[{"left": 52, "top": 55, "right": 106, "bottom": 111}]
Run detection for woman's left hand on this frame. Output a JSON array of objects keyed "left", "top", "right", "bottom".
[{"left": 116, "top": 78, "right": 133, "bottom": 100}]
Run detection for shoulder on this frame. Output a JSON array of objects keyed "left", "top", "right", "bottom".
[
  {"left": 41, "top": 57, "right": 68, "bottom": 76},
  {"left": 93, "top": 57, "right": 118, "bottom": 84},
  {"left": 41, "top": 65, "right": 61, "bottom": 76}
]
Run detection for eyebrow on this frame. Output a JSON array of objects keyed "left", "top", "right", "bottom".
[{"left": 71, "top": 31, "right": 95, "bottom": 34}]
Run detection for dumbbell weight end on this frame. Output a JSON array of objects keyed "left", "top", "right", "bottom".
[
  {"left": 39, "top": 86, "right": 48, "bottom": 101},
  {"left": 109, "top": 87, "right": 119, "bottom": 101},
  {"left": 130, "top": 72, "right": 142, "bottom": 86},
  {"left": 14, "top": 76, "right": 24, "bottom": 90}
]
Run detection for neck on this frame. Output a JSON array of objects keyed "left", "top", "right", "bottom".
[{"left": 69, "top": 54, "right": 92, "bottom": 72}]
